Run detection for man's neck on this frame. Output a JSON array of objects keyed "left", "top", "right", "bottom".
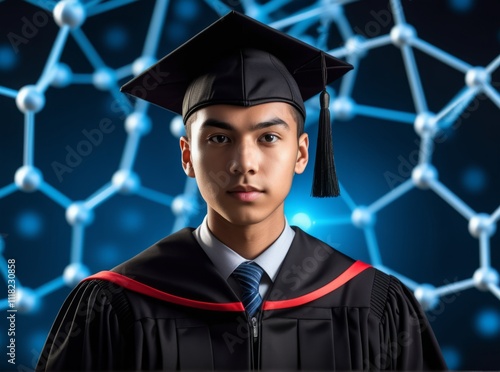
[{"left": 207, "top": 210, "right": 285, "bottom": 260}]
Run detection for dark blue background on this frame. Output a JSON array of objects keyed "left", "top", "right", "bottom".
[{"left": 0, "top": 0, "right": 499, "bottom": 369}]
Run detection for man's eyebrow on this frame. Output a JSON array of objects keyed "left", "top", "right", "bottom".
[
  {"left": 253, "top": 117, "right": 290, "bottom": 131},
  {"left": 200, "top": 119, "right": 234, "bottom": 131},
  {"left": 200, "top": 117, "right": 290, "bottom": 131}
]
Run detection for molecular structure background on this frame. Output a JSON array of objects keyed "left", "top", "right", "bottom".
[{"left": 0, "top": 0, "right": 499, "bottom": 369}]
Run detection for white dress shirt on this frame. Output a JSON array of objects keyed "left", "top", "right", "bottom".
[{"left": 192, "top": 216, "right": 295, "bottom": 299}]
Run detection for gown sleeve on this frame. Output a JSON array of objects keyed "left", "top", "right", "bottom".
[
  {"left": 377, "top": 275, "right": 448, "bottom": 370},
  {"left": 36, "top": 279, "right": 132, "bottom": 371}
]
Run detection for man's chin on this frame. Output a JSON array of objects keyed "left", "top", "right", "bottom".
[{"left": 217, "top": 205, "right": 285, "bottom": 227}]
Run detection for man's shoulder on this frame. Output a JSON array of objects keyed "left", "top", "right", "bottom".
[
  {"left": 290, "top": 226, "right": 357, "bottom": 264},
  {"left": 114, "top": 227, "right": 198, "bottom": 269},
  {"left": 287, "top": 227, "right": 414, "bottom": 313},
  {"left": 275, "top": 228, "right": 373, "bottom": 304},
  {"left": 292, "top": 226, "right": 398, "bottom": 282},
  {"left": 91, "top": 227, "right": 237, "bottom": 304}
]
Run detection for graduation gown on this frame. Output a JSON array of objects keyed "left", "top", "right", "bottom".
[{"left": 36, "top": 227, "right": 446, "bottom": 370}]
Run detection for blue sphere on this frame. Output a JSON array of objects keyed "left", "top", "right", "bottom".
[
  {"left": 173, "top": 0, "right": 200, "bottom": 20},
  {"left": 441, "top": 346, "right": 462, "bottom": 369},
  {"left": 103, "top": 25, "right": 128, "bottom": 50},
  {"left": 63, "top": 263, "right": 91, "bottom": 287},
  {"left": 474, "top": 308, "right": 500, "bottom": 338},
  {"left": 0, "top": 44, "right": 17, "bottom": 70},
  {"left": 448, "top": 0, "right": 475, "bottom": 13},
  {"left": 118, "top": 208, "right": 144, "bottom": 232},
  {"left": 16, "top": 210, "right": 43, "bottom": 239},
  {"left": 461, "top": 166, "right": 487, "bottom": 193},
  {"left": 165, "top": 21, "right": 190, "bottom": 44},
  {"left": 16, "top": 287, "right": 40, "bottom": 313},
  {"left": 97, "top": 243, "right": 120, "bottom": 266}
]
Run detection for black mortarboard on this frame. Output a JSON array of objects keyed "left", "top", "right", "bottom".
[{"left": 120, "top": 11, "right": 353, "bottom": 197}]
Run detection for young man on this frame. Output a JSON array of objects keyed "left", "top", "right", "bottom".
[{"left": 37, "top": 11, "right": 446, "bottom": 370}]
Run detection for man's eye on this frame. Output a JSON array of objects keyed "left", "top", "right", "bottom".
[
  {"left": 209, "top": 135, "right": 230, "bottom": 143},
  {"left": 261, "top": 134, "right": 278, "bottom": 143}
]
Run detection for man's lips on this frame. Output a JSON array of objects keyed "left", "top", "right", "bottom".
[{"left": 227, "top": 186, "right": 263, "bottom": 202}]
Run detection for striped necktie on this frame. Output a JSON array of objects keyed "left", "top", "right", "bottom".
[{"left": 232, "top": 262, "right": 264, "bottom": 317}]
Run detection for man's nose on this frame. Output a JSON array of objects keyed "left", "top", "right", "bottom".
[{"left": 228, "top": 140, "right": 259, "bottom": 175}]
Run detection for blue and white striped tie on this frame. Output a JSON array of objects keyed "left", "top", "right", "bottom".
[{"left": 232, "top": 262, "right": 264, "bottom": 317}]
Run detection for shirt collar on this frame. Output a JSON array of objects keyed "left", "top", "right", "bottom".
[{"left": 193, "top": 216, "right": 295, "bottom": 282}]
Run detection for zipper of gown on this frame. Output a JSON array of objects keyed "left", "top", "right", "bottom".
[
  {"left": 252, "top": 317, "right": 258, "bottom": 339},
  {"left": 250, "top": 314, "right": 261, "bottom": 369}
]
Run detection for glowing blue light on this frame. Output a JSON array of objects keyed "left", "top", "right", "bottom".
[
  {"left": 448, "top": 0, "right": 475, "bottom": 13},
  {"left": 29, "top": 330, "right": 49, "bottom": 354},
  {"left": 165, "top": 21, "right": 190, "bottom": 44},
  {"left": 0, "top": 44, "right": 17, "bottom": 70},
  {"left": 173, "top": 0, "right": 200, "bottom": 21},
  {"left": 291, "top": 213, "right": 312, "bottom": 231},
  {"left": 441, "top": 346, "right": 462, "bottom": 370},
  {"left": 16, "top": 210, "right": 43, "bottom": 238},
  {"left": 118, "top": 208, "right": 144, "bottom": 232},
  {"left": 103, "top": 25, "right": 128, "bottom": 51},
  {"left": 98, "top": 243, "right": 120, "bottom": 266},
  {"left": 461, "top": 166, "right": 487, "bottom": 193},
  {"left": 474, "top": 308, "right": 500, "bottom": 338}
]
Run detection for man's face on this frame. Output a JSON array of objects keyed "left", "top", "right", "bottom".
[{"left": 180, "top": 102, "right": 309, "bottom": 227}]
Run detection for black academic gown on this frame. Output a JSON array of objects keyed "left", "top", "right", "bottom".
[{"left": 37, "top": 227, "right": 447, "bottom": 371}]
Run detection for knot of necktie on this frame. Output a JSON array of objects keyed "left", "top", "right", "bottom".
[{"left": 232, "top": 262, "right": 264, "bottom": 317}]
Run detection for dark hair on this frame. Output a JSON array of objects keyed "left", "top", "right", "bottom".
[{"left": 184, "top": 104, "right": 304, "bottom": 139}]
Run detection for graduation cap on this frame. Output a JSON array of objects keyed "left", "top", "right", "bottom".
[{"left": 120, "top": 11, "right": 353, "bottom": 197}]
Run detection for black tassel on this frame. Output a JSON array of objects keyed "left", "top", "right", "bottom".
[{"left": 311, "top": 52, "right": 340, "bottom": 197}]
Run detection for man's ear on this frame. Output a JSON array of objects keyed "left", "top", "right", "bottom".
[
  {"left": 180, "top": 136, "right": 195, "bottom": 178},
  {"left": 295, "top": 132, "right": 309, "bottom": 174}
]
